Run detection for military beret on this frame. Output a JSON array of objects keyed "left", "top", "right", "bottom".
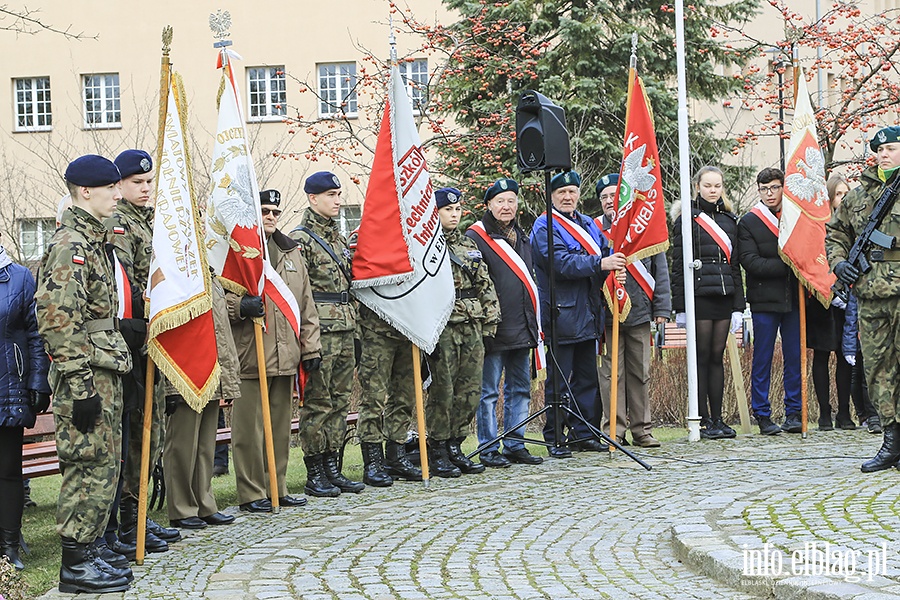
[
  {"left": 435, "top": 187, "right": 462, "bottom": 209},
  {"left": 596, "top": 173, "right": 619, "bottom": 196},
  {"left": 304, "top": 171, "right": 341, "bottom": 194},
  {"left": 550, "top": 171, "right": 581, "bottom": 191},
  {"left": 65, "top": 154, "right": 121, "bottom": 187},
  {"left": 114, "top": 149, "right": 153, "bottom": 178},
  {"left": 484, "top": 178, "right": 519, "bottom": 203},
  {"left": 870, "top": 126, "right": 900, "bottom": 152},
  {"left": 259, "top": 189, "right": 281, "bottom": 206}
]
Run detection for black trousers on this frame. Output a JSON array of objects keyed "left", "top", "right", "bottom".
[
  {"left": 0, "top": 426, "right": 24, "bottom": 531},
  {"left": 543, "top": 339, "right": 602, "bottom": 443}
]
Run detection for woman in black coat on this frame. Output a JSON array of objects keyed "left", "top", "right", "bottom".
[
  {"left": 671, "top": 166, "right": 745, "bottom": 439},
  {"left": 0, "top": 233, "right": 51, "bottom": 570}
]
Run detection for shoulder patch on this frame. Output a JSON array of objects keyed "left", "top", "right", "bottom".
[
  {"left": 112, "top": 226, "right": 126, "bottom": 235},
  {"left": 467, "top": 250, "right": 482, "bottom": 259},
  {"left": 72, "top": 255, "right": 85, "bottom": 265}
]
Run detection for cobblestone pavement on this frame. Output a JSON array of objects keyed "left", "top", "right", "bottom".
[{"left": 39, "top": 429, "right": 900, "bottom": 599}]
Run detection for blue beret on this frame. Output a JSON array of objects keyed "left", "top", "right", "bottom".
[
  {"left": 550, "top": 171, "right": 581, "bottom": 191},
  {"left": 65, "top": 155, "right": 121, "bottom": 187},
  {"left": 114, "top": 149, "right": 153, "bottom": 178},
  {"left": 435, "top": 187, "right": 462, "bottom": 209},
  {"left": 304, "top": 171, "right": 341, "bottom": 194},
  {"left": 484, "top": 178, "right": 519, "bottom": 203},
  {"left": 596, "top": 173, "right": 619, "bottom": 196},
  {"left": 259, "top": 189, "right": 281, "bottom": 206},
  {"left": 870, "top": 126, "right": 900, "bottom": 152}
]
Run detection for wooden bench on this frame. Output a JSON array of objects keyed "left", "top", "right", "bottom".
[
  {"left": 654, "top": 320, "right": 747, "bottom": 358},
  {"left": 22, "top": 409, "right": 361, "bottom": 479}
]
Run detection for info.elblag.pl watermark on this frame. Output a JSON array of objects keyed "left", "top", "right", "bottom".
[{"left": 742, "top": 541, "right": 889, "bottom": 583}]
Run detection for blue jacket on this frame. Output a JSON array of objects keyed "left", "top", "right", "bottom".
[
  {"left": 842, "top": 293, "right": 859, "bottom": 358},
  {"left": 530, "top": 211, "right": 610, "bottom": 344},
  {"left": 0, "top": 262, "right": 50, "bottom": 428}
]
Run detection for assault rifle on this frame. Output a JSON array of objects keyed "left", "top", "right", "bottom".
[{"left": 832, "top": 174, "right": 900, "bottom": 303}]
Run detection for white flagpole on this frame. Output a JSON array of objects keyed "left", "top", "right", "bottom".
[{"left": 675, "top": 0, "right": 700, "bottom": 442}]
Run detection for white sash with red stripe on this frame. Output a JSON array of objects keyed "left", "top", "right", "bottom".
[
  {"left": 749, "top": 202, "right": 779, "bottom": 237},
  {"left": 553, "top": 209, "right": 604, "bottom": 255},
  {"left": 694, "top": 212, "right": 732, "bottom": 263},
  {"left": 468, "top": 222, "right": 545, "bottom": 374},
  {"left": 596, "top": 216, "right": 655, "bottom": 301},
  {"left": 112, "top": 250, "right": 132, "bottom": 319}
]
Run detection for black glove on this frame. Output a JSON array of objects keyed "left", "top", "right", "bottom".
[
  {"left": 72, "top": 394, "right": 102, "bottom": 434},
  {"left": 30, "top": 390, "right": 51, "bottom": 414},
  {"left": 354, "top": 339, "right": 362, "bottom": 367},
  {"left": 165, "top": 395, "right": 182, "bottom": 416},
  {"left": 833, "top": 261, "right": 860, "bottom": 287},
  {"left": 302, "top": 357, "right": 322, "bottom": 372},
  {"left": 239, "top": 295, "right": 265, "bottom": 318},
  {"left": 482, "top": 336, "right": 495, "bottom": 354}
]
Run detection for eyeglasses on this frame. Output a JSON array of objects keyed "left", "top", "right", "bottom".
[
  {"left": 261, "top": 208, "right": 282, "bottom": 217},
  {"left": 758, "top": 184, "right": 782, "bottom": 195},
  {"left": 599, "top": 193, "right": 616, "bottom": 201}
]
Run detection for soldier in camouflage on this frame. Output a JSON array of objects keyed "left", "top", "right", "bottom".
[
  {"left": 35, "top": 155, "right": 133, "bottom": 593},
  {"left": 105, "top": 150, "right": 179, "bottom": 554},
  {"left": 426, "top": 188, "right": 500, "bottom": 477},
  {"left": 290, "top": 172, "right": 364, "bottom": 497},
  {"left": 826, "top": 126, "right": 900, "bottom": 473}
]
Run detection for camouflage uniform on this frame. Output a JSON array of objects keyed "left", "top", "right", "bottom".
[
  {"left": 427, "top": 228, "right": 500, "bottom": 440},
  {"left": 826, "top": 166, "right": 900, "bottom": 425},
  {"left": 105, "top": 200, "right": 165, "bottom": 499},
  {"left": 35, "top": 206, "right": 132, "bottom": 543},
  {"left": 356, "top": 304, "right": 417, "bottom": 444},
  {"left": 290, "top": 209, "right": 356, "bottom": 455}
]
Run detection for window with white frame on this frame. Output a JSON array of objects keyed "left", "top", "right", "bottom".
[
  {"left": 399, "top": 59, "right": 428, "bottom": 114},
  {"left": 19, "top": 218, "right": 55, "bottom": 261},
  {"left": 338, "top": 205, "right": 362, "bottom": 239},
  {"left": 14, "top": 77, "right": 52, "bottom": 131},
  {"left": 318, "top": 63, "right": 357, "bottom": 118},
  {"left": 83, "top": 73, "right": 121, "bottom": 128},
  {"left": 247, "top": 66, "right": 286, "bottom": 121}
]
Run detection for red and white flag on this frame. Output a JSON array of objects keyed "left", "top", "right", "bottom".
[
  {"left": 205, "top": 49, "right": 301, "bottom": 335},
  {"left": 147, "top": 73, "right": 220, "bottom": 410},
  {"left": 779, "top": 69, "right": 835, "bottom": 306},
  {"left": 351, "top": 65, "right": 454, "bottom": 353}
]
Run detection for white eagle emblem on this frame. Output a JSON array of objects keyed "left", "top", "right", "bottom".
[
  {"left": 785, "top": 147, "right": 827, "bottom": 207},
  {"left": 210, "top": 164, "right": 258, "bottom": 229}
]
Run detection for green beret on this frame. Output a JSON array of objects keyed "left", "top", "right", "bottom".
[
  {"left": 871, "top": 127, "right": 900, "bottom": 152},
  {"left": 484, "top": 178, "right": 519, "bottom": 202},
  {"left": 550, "top": 171, "right": 581, "bottom": 191}
]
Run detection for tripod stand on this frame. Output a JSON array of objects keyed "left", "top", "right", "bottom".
[{"left": 469, "top": 170, "right": 651, "bottom": 471}]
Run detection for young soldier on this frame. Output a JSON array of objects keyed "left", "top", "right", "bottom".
[
  {"left": 290, "top": 172, "right": 364, "bottom": 496},
  {"left": 35, "top": 155, "right": 133, "bottom": 593}
]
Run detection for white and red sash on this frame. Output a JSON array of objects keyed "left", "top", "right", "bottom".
[
  {"left": 553, "top": 208, "right": 604, "bottom": 254},
  {"left": 694, "top": 212, "right": 733, "bottom": 263},
  {"left": 596, "top": 217, "right": 655, "bottom": 301},
  {"left": 112, "top": 250, "right": 133, "bottom": 319},
  {"left": 749, "top": 201, "right": 779, "bottom": 237},
  {"left": 468, "top": 222, "right": 545, "bottom": 374}
]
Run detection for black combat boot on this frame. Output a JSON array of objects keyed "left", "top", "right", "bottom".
[
  {"left": 384, "top": 440, "right": 423, "bottom": 481},
  {"left": 118, "top": 496, "right": 168, "bottom": 553},
  {"left": 90, "top": 539, "right": 133, "bottom": 581},
  {"left": 0, "top": 527, "right": 24, "bottom": 570},
  {"left": 147, "top": 518, "right": 181, "bottom": 542},
  {"left": 58, "top": 537, "right": 130, "bottom": 594},
  {"left": 104, "top": 531, "right": 136, "bottom": 562},
  {"left": 426, "top": 439, "right": 461, "bottom": 478},
  {"left": 303, "top": 454, "right": 341, "bottom": 497},
  {"left": 447, "top": 438, "right": 485, "bottom": 474},
  {"left": 862, "top": 422, "right": 900, "bottom": 472},
  {"left": 360, "top": 442, "right": 393, "bottom": 487},
  {"left": 323, "top": 451, "right": 365, "bottom": 493}
]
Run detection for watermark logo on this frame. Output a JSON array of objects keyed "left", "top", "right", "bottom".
[{"left": 743, "top": 542, "right": 889, "bottom": 583}]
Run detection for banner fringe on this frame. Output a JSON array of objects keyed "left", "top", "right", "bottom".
[{"left": 148, "top": 343, "right": 220, "bottom": 413}]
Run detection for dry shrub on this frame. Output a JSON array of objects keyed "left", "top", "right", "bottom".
[{"left": 0, "top": 557, "right": 29, "bottom": 600}]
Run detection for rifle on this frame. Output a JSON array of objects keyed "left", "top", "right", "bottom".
[{"left": 832, "top": 174, "right": 900, "bottom": 302}]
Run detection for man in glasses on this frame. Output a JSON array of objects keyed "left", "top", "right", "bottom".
[{"left": 737, "top": 167, "right": 802, "bottom": 435}]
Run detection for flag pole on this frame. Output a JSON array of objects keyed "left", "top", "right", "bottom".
[
  {"left": 799, "top": 284, "right": 808, "bottom": 438},
  {"left": 411, "top": 345, "right": 430, "bottom": 485},
  {"left": 254, "top": 322, "right": 281, "bottom": 511},
  {"left": 136, "top": 26, "right": 174, "bottom": 566}
]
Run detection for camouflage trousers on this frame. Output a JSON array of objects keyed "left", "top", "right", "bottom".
[
  {"left": 857, "top": 297, "right": 900, "bottom": 426},
  {"left": 122, "top": 373, "right": 165, "bottom": 499},
  {"left": 357, "top": 326, "right": 415, "bottom": 444},
  {"left": 51, "top": 366, "right": 123, "bottom": 543},
  {"left": 299, "top": 330, "right": 354, "bottom": 455},
  {"left": 427, "top": 321, "right": 484, "bottom": 441}
]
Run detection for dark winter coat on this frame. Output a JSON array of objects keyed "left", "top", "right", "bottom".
[
  {"left": 466, "top": 213, "right": 539, "bottom": 352},
  {"left": 737, "top": 207, "right": 798, "bottom": 313},
  {"left": 671, "top": 198, "right": 745, "bottom": 313},
  {"left": 0, "top": 262, "right": 51, "bottom": 428}
]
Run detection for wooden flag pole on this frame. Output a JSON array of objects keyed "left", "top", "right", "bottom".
[
  {"left": 254, "top": 321, "right": 280, "bottom": 511},
  {"left": 726, "top": 333, "right": 751, "bottom": 434},
  {"left": 135, "top": 357, "right": 156, "bottom": 565},
  {"left": 609, "top": 295, "right": 620, "bottom": 451},
  {"left": 411, "top": 345, "right": 430, "bottom": 486},
  {"left": 799, "top": 282, "right": 809, "bottom": 438}
]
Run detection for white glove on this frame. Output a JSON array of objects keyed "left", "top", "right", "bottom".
[
  {"left": 730, "top": 312, "right": 743, "bottom": 334},
  {"left": 832, "top": 296, "right": 847, "bottom": 310},
  {"left": 844, "top": 354, "right": 857, "bottom": 366},
  {"left": 675, "top": 313, "right": 686, "bottom": 328}
]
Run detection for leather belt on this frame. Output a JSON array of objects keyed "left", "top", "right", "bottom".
[
  {"left": 314, "top": 291, "right": 351, "bottom": 304},
  {"left": 85, "top": 317, "right": 120, "bottom": 333},
  {"left": 456, "top": 289, "right": 478, "bottom": 300}
]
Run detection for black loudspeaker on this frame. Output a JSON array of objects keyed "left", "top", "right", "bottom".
[{"left": 515, "top": 90, "right": 571, "bottom": 173}]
